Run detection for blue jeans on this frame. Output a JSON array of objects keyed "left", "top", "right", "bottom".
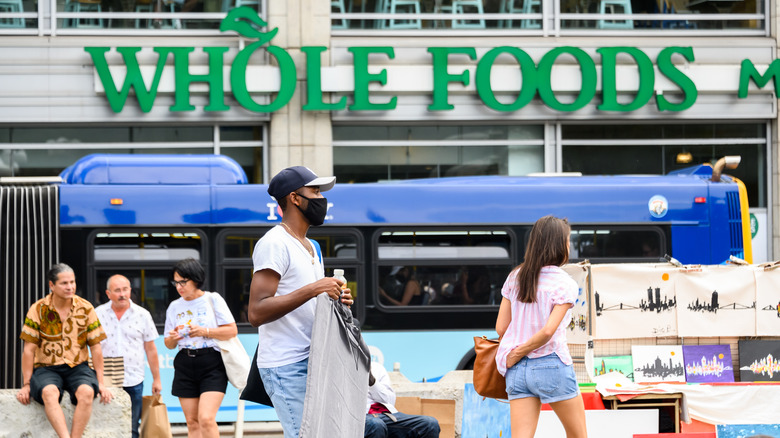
[
  {"left": 124, "top": 383, "right": 144, "bottom": 438},
  {"left": 364, "top": 412, "right": 440, "bottom": 438},
  {"left": 259, "top": 358, "right": 308, "bottom": 438}
]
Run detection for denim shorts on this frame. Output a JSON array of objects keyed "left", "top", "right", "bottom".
[{"left": 505, "top": 353, "right": 579, "bottom": 404}]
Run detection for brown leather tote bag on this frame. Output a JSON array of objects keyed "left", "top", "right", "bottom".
[{"left": 472, "top": 336, "right": 508, "bottom": 399}]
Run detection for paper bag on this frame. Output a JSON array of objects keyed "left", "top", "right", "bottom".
[{"left": 140, "top": 394, "right": 173, "bottom": 438}]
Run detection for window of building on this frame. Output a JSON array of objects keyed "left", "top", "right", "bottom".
[
  {"left": 332, "top": 124, "right": 544, "bottom": 183},
  {"left": 0, "top": 0, "right": 266, "bottom": 34},
  {"left": 331, "top": 0, "right": 767, "bottom": 33},
  {"left": 0, "top": 124, "right": 266, "bottom": 183},
  {"left": 561, "top": 123, "right": 767, "bottom": 207}
]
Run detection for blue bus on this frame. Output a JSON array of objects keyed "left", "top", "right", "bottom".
[{"left": 12, "top": 153, "right": 753, "bottom": 422}]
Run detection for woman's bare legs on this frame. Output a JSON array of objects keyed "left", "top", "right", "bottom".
[
  {"left": 509, "top": 397, "right": 542, "bottom": 438},
  {"left": 549, "top": 393, "right": 588, "bottom": 438}
]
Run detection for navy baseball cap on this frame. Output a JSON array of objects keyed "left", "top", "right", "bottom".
[{"left": 267, "top": 166, "right": 336, "bottom": 201}]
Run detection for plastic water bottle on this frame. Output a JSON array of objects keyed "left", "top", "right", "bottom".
[{"left": 333, "top": 269, "right": 347, "bottom": 290}]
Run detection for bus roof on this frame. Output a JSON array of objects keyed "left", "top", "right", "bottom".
[{"left": 58, "top": 156, "right": 735, "bottom": 227}]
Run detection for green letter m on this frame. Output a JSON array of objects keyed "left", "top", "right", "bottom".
[
  {"left": 739, "top": 59, "right": 780, "bottom": 99},
  {"left": 85, "top": 47, "right": 169, "bottom": 113}
]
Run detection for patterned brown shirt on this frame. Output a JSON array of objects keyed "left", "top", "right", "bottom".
[{"left": 20, "top": 293, "right": 107, "bottom": 368}]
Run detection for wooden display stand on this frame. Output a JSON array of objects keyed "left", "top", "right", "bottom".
[{"left": 601, "top": 393, "right": 684, "bottom": 433}]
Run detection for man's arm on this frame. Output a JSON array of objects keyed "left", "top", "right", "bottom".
[
  {"left": 247, "top": 269, "right": 343, "bottom": 327},
  {"left": 367, "top": 364, "right": 396, "bottom": 408},
  {"left": 16, "top": 341, "right": 37, "bottom": 405},
  {"left": 89, "top": 343, "right": 113, "bottom": 403},
  {"left": 143, "top": 340, "right": 162, "bottom": 395}
]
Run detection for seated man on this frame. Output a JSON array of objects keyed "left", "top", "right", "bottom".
[
  {"left": 16, "top": 263, "right": 113, "bottom": 438},
  {"left": 365, "top": 361, "right": 440, "bottom": 438}
]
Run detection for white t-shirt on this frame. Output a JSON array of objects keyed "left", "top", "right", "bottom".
[
  {"left": 252, "top": 225, "right": 324, "bottom": 368},
  {"left": 95, "top": 302, "right": 158, "bottom": 387},
  {"left": 163, "top": 292, "right": 235, "bottom": 351}
]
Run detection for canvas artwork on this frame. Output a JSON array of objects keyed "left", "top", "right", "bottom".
[
  {"left": 717, "top": 423, "right": 780, "bottom": 438},
  {"left": 592, "top": 264, "right": 677, "bottom": 339},
  {"left": 562, "top": 263, "right": 590, "bottom": 345},
  {"left": 675, "top": 266, "right": 756, "bottom": 337},
  {"left": 593, "top": 355, "right": 634, "bottom": 381},
  {"left": 631, "top": 345, "right": 685, "bottom": 383},
  {"left": 738, "top": 340, "right": 780, "bottom": 382},
  {"left": 754, "top": 265, "right": 780, "bottom": 336},
  {"left": 681, "top": 344, "right": 734, "bottom": 383}
]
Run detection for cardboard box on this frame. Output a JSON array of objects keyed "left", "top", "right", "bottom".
[{"left": 395, "top": 396, "right": 455, "bottom": 438}]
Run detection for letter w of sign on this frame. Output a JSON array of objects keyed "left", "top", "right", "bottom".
[
  {"left": 85, "top": 46, "right": 174, "bottom": 113},
  {"left": 738, "top": 58, "right": 780, "bottom": 99}
]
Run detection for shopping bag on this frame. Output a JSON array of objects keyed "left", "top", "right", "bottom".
[{"left": 140, "top": 394, "right": 173, "bottom": 438}]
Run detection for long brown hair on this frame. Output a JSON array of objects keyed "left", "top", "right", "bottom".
[{"left": 515, "top": 216, "right": 570, "bottom": 303}]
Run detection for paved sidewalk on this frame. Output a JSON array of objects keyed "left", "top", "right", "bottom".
[{"left": 171, "top": 421, "right": 283, "bottom": 438}]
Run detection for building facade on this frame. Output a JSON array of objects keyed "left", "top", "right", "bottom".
[{"left": 0, "top": 0, "right": 777, "bottom": 260}]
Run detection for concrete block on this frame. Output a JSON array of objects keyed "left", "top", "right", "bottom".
[
  {"left": 0, "top": 388, "right": 131, "bottom": 438},
  {"left": 390, "top": 370, "right": 473, "bottom": 438}
]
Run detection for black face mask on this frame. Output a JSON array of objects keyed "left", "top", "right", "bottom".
[{"left": 295, "top": 193, "right": 328, "bottom": 226}]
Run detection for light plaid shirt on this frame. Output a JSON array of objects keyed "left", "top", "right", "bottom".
[{"left": 496, "top": 266, "right": 577, "bottom": 376}]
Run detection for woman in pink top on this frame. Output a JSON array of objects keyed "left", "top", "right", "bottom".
[{"left": 495, "top": 216, "right": 587, "bottom": 438}]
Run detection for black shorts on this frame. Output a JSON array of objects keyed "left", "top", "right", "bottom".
[
  {"left": 30, "top": 362, "right": 99, "bottom": 405},
  {"left": 172, "top": 348, "right": 228, "bottom": 398}
]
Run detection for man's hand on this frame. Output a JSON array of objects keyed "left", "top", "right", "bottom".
[
  {"left": 310, "top": 277, "right": 346, "bottom": 301},
  {"left": 340, "top": 288, "right": 353, "bottom": 307},
  {"left": 16, "top": 385, "right": 31, "bottom": 405},
  {"left": 98, "top": 384, "right": 113, "bottom": 404},
  {"left": 152, "top": 378, "right": 162, "bottom": 396}
]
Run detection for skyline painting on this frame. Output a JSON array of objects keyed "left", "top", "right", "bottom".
[
  {"left": 632, "top": 345, "right": 686, "bottom": 383},
  {"left": 739, "top": 340, "right": 780, "bottom": 382},
  {"left": 675, "top": 266, "right": 756, "bottom": 337},
  {"left": 594, "top": 355, "right": 634, "bottom": 381},
  {"left": 592, "top": 264, "right": 678, "bottom": 339},
  {"left": 754, "top": 266, "right": 780, "bottom": 336},
  {"left": 563, "top": 263, "right": 590, "bottom": 345},
  {"left": 682, "top": 344, "right": 734, "bottom": 383}
]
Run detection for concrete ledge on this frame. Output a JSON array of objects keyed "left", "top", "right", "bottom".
[
  {"left": 0, "top": 388, "right": 131, "bottom": 438},
  {"left": 389, "top": 370, "right": 473, "bottom": 438}
]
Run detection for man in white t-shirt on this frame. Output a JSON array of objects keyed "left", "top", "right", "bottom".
[
  {"left": 95, "top": 275, "right": 161, "bottom": 438},
  {"left": 248, "top": 166, "right": 353, "bottom": 438}
]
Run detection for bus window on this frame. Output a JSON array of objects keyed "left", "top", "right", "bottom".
[
  {"left": 377, "top": 264, "right": 511, "bottom": 307},
  {"left": 95, "top": 268, "right": 178, "bottom": 325},
  {"left": 223, "top": 268, "right": 253, "bottom": 323},
  {"left": 310, "top": 234, "right": 360, "bottom": 259},
  {"left": 93, "top": 232, "right": 202, "bottom": 261},
  {"left": 377, "top": 230, "right": 511, "bottom": 260},
  {"left": 569, "top": 227, "right": 667, "bottom": 261},
  {"left": 374, "top": 229, "right": 514, "bottom": 310}
]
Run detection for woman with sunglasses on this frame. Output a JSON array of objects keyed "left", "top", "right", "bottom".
[{"left": 164, "top": 258, "right": 237, "bottom": 438}]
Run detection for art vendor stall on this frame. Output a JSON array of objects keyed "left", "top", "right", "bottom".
[{"left": 577, "top": 261, "right": 780, "bottom": 434}]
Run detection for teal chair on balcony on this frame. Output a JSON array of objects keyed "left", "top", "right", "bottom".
[
  {"left": 332, "top": 0, "right": 348, "bottom": 29},
  {"left": 597, "top": 0, "right": 633, "bottom": 28},
  {"left": 434, "top": 0, "right": 485, "bottom": 29},
  {"left": 375, "top": 0, "right": 422, "bottom": 29},
  {"left": 0, "top": 0, "right": 23, "bottom": 28},
  {"left": 64, "top": 0, "right": 104, "bottom": 28}
]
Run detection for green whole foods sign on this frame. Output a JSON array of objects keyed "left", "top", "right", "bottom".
[{"left": 85, "top": 7, "right": 780, "bottom": 114}]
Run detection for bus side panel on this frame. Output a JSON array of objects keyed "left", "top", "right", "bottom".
[
  {"left": 671, "top": 225, "right": 712, "bottom": 265},
  {"left": 60, "top": 186, "right": 213, "bottom": 226}
]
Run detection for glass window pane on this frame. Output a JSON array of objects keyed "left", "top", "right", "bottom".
[
  {"left": 569, "top": 227, "right": 665, "bottom": 260},
  {"left": 221, "top": 147, "right": 262, "bottom": 183},
  {"left": 376, "top": 264, "right": 511, "bottom": 306},
  {"left": 223, "top": 268, "right": 253, "bottom": 323},
  {"left": 377, "top": 230, "right": 511, "bottom": 260},
  {"left": 563, "top": 145, "right": 663, "bottom": 174},
  {"left": 223, "top": 234, "right": 259, "bottom": 259},
  {"left": 95, "top": 269, "right": 177, "bottom": 325},
  {"left": 94, "top": 231, "right": 202, "bottom": 261},
  {"left": 310, "top": 234, "right": 359, "bottom": 259}
]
